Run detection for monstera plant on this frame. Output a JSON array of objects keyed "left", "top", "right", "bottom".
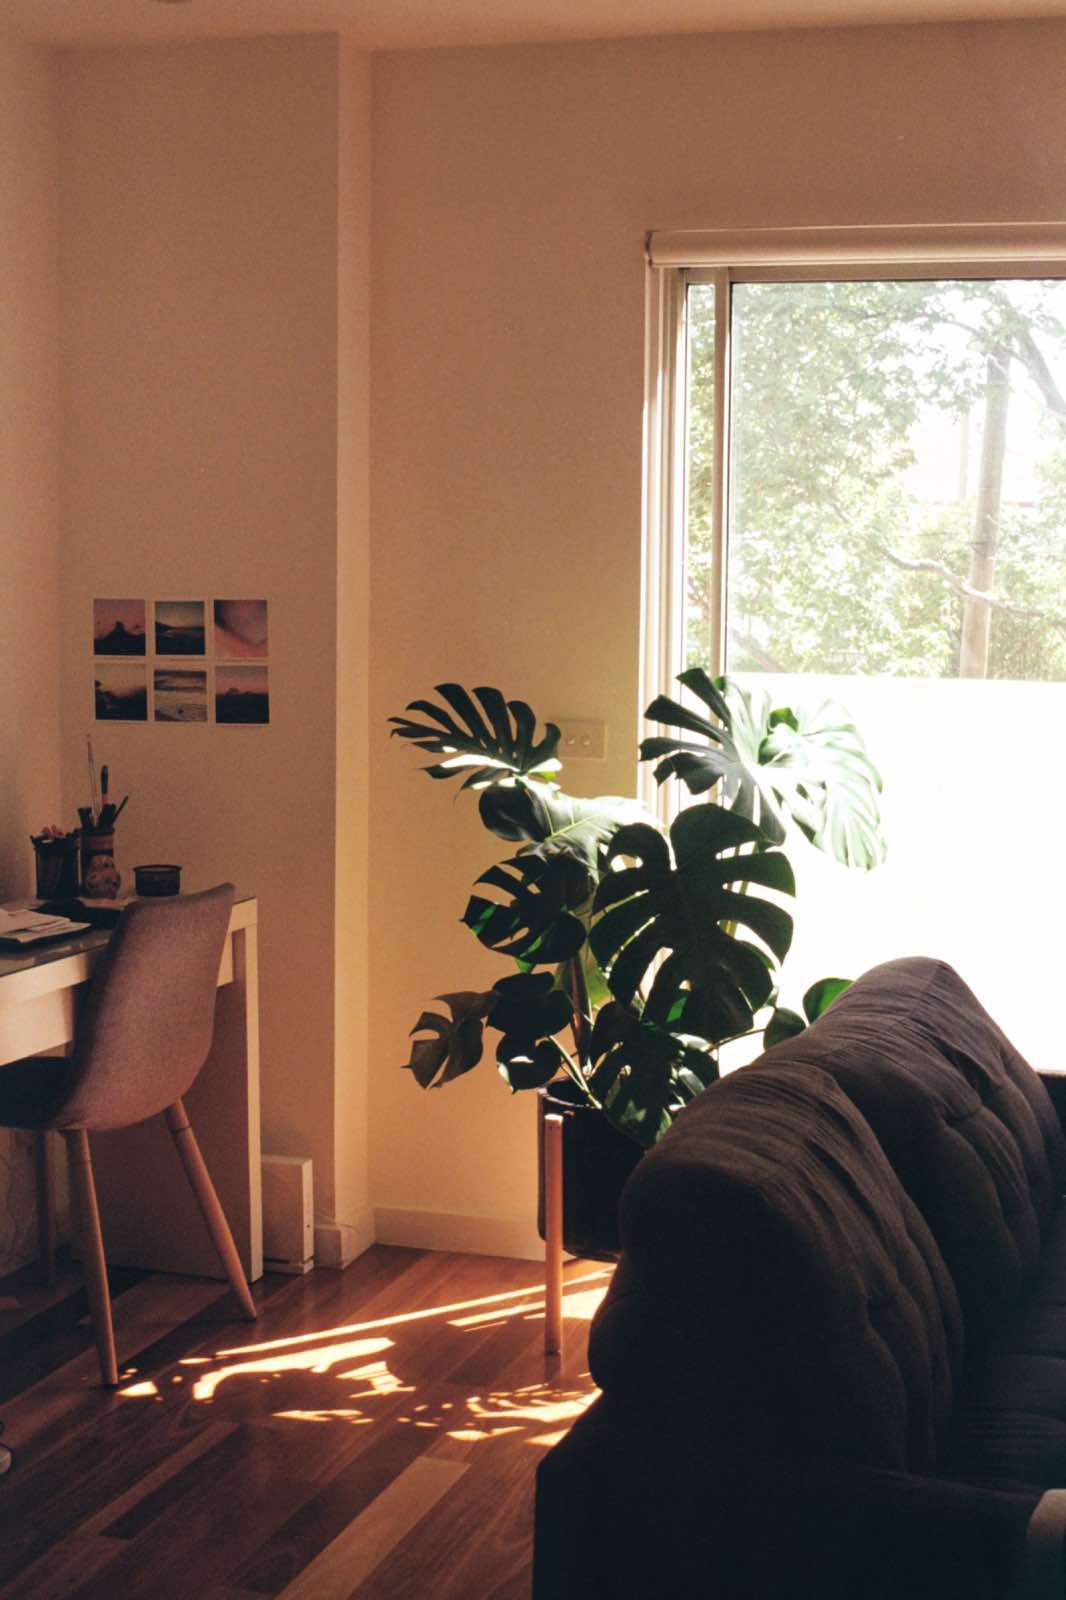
[{"left": 391, "top": 674, "right": 884, "bottom": 1150}]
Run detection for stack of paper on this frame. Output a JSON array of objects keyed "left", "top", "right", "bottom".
[{"left": 0, "top": 907, "right": 91, "bottom": 946}]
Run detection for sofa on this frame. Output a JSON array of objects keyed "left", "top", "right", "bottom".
[{"left": 533, "top": 957, "right": 1066, "bottom": 1598}]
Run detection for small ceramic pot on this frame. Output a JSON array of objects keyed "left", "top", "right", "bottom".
[{"left": 80, "top": 831, "right": 120, "bottom": 899}]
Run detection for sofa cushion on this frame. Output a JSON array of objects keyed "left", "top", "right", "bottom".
[
  {"left": 589, "top": 1060, "right": 962, "bottom": 1475},
  {"left": 949, "top": 1204, "right": 1066, "bottom": 1491},
  {"left": 762, "top": 958, "right": 1066, "bottom": 1357}
]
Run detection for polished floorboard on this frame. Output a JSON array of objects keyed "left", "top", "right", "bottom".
[{"left": 0, "top": 1246, "right": 610, "bottom": 1599}]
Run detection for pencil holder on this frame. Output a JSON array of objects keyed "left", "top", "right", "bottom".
[
  {"left": 33, "top": 834, "right": 81, "bottom": 900},
  {"left": 80, "top": 830, "right": 121, "bottom": 900}
]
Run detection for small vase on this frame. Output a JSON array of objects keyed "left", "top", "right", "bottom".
[
  {"left": 80, "top": 831, "right": 121, "bottom": 899},
  {"left": 537, "top": 1081, "right": 644, "bottom": 1261}
]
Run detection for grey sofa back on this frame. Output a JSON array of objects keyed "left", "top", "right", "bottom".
[
  {"left": 589, "top": 1058, "right": 962, "bottom": 1475},
  {"left": 761, "top": 958, "right": 1066, "bottom": 1356},
  {"left": 588, "top": 958, "right": 1065, "bottom": 1477}
]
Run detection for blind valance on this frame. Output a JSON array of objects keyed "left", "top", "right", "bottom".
[{"left": 645, "top": 223, "right": 1066, "bottom": 269}]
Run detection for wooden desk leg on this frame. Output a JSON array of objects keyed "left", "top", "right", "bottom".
[
  {"left": 35, "top": 1131, "right": 56, "bottom": 1286},
  {"left": 544, "top": 1113, "right": 564, "bottom": 1357}
]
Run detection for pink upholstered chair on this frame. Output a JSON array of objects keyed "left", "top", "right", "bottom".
[{"left": 0, "top": 883, "right": 256, "bottom": 1386}]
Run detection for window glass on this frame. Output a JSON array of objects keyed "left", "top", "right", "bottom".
[{"left": 682, "top": 274, "right": 1066, "bottom": 1061}]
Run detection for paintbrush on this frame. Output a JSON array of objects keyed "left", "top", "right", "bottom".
[{"left": 86, "top": 734, "right": 99, "bottom": 824}]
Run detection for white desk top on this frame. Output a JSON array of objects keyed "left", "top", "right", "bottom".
[{"left": 0, "top": 894, "right": 256, "bottom": 995}]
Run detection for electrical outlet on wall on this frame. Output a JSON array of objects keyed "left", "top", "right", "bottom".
[{"left": 553, "top": 718, "right": 606, "bottom": 760}]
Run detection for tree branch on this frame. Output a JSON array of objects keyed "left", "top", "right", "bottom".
[
  {"left": 727, "top": 626, "right": 789, "bottom": 673},
  {"left": 878, "top": 544, "right": 1066, "bottom": 639},
  {"left": 1012, "top": 322, "right": 1066, "bottom": 422}
]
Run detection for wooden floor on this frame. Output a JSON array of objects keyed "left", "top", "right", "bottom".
[{"left": 0, "top": 1246, "right": 611, "bottom": 1599}]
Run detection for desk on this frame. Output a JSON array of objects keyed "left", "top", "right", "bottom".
[{"left": 0, "top": 898, "right": 262, "bottom": 1282}]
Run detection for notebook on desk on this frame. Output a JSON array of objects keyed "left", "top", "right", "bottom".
[
  {"left": 0, "top": 906, "right": 91, "bottom": 947},
  {"left": 37, "top": 897, "right": 126, "bottom": 929}
]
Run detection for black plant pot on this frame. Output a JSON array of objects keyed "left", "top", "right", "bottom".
[{"left": 537, "top": 1080, "right": 644, "bottom": 1261}]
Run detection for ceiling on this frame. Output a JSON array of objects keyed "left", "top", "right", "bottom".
[{"left": 1, "top": 0, "right": 1063, "bottom": 52}]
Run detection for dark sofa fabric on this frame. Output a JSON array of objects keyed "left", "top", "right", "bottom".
[
  {"left": 588, "top": 1060, "right": 962, "bottom": 1475},
  {"left": 764, "top": 957, "right": 1066, "bottom": 1362},
  {"left": 533, "top": 957, "right": 1066, "bottom": 1598}
]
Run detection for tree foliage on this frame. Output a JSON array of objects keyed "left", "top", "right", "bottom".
[{"left": 686, "top": 277, "right": 1066, "bottom": 682}]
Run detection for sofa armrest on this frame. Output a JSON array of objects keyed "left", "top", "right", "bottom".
[{"left": 534, "top": 1402, "right": 1051, "bottom": 1600}]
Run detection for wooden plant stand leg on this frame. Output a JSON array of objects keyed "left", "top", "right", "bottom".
[
  {"left": 165, "top": 1100, "right": 257, "bottom": 1321},
  {"left": 34, "top": 1131, "right": 56, "bottom": 1287},
  {"left": 543, "top": 1113, "right": 564, "bottom": 1357},
  {"left": 64, "top": 1129, "right": 118, "bottom": 1388}
]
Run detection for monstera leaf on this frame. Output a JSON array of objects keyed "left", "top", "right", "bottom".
[
  {"left": 390, "top": 683, "right": 561, "bottom": 790},
  {"left": 590, "top": 804, "right": 795, "bottom": 1042},
  {"left": 463, "top": 853, "right": 588, "bottom": 965},
  {"left": 641, "top": 669, "right": 885, "bottom": 870},
  {"left": 490, "top": 971, "right": 573, "bottom": 1090},
  {"left": 587, "top": 1001, "right": 719, "bottom": 1148},
  {"left": 478, "top": 780, "right": 641, "bottom": 868},
  {"left": 758, "top": 703, "right": 884, "bottom": 870},
  {"left": 764, "top": 975, "right": 852, "bottom": 1047},
  {"left": 404, "top": 990, "right": 495, "bottom": 1088}
]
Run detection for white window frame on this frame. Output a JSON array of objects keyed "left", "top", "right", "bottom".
[{"left": 639, "top": 222, "right": 1066, "bottom": 819}]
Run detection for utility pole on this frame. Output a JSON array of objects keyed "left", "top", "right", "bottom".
[{"left": 958, "top": 344, "right": 1010, "bottom": 678}]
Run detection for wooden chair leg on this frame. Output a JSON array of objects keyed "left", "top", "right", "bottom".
[
  {"left": 543, "top": 1113, "right": 564, "bottom": 1357},
  {"left": 34, "top": 1131, "right": 56, "bottom": 1287},
  {"left": 165, "top": 1099, "right": 257, "bottom": 1321},
  {"left": 63, "top": 1129, "right": 118, "bottom": 1387}
]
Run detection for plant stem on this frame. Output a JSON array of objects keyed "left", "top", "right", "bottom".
[
  {"left": 557, "top": 1044, "right": 599, "bottom": 1106},
  {"left": 567, "top": 955, "right": 591, "bottom": 1068},
  {"left": 713, "top": 1026, "right": 763, "bottom": 1048}
]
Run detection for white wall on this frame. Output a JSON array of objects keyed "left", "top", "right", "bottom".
[
  {"left": 5, "top": 17, "right": 1064, "bottom": 1275},
  {"left": 57, "top": 35, "right": 372, "bottom": 1262},
  {"left": 369, "top": 19, "right": 1066, "bottom": 1254},
  {"left": 0, "top": 40, "right": 60, "bottom": 899},
  {"left": 0, "top": 38, "right": 61, "bottom": 1271},
  {"left": 334, "top": 39, "right": 374, "bottom": 1259}
]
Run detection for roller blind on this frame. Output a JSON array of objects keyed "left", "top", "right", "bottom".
[{"left": 645, "top": 222, "right": 1066, "bottom": 269}]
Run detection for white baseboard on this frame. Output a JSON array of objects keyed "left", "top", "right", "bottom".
[
  {"left": 314, "top": 1208, "right": 375, "bottom": 1270},
  {"left": 374, "top": 1207, "right": 543, "bottom": 1261}
]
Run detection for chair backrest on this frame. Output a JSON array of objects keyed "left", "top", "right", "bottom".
[{"left": 54, "top": 884, "right": 235, "bottom": 1131}]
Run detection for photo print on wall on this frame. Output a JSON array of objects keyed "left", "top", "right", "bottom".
[
  {"left": 214, "top": 599, "right": 268, "bottom": 658},
  {"left": 93, "top": 597, "right": 269, "bottom": 724},
  {"left": 215, "top": 665, "right": 269, "bottom": 724},
  {"left": 93, "top": 598, "right": 146, "bottom": 656},
  {"left": 154, "top": 668, "right": 208, "bottom": 723},
  {"left": 155, "top": 600, "right": 205, "bottom": 656},
  {"left": 95, "top": 662, "right": 148, "bottom": 722}
]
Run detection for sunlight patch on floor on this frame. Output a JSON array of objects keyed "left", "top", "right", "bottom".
[
  {"left": 112, "top": 1264, "right": 613, "bottom": 1436},
  {"left": 189, "top": 1335, "right": 394, "bottom": 1401},
  {"left": 210, "top": 1267, "right": 612, "bottom": 1359}
]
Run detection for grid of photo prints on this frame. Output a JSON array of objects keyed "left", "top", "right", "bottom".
[{"left": 92, "top": 599, "right": 270, "bottom": 725}]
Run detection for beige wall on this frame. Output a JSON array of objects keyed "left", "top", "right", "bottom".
[
  {"left": 334, "top": 39, "right": 373, "bottom": 1255},
  {"left": 5, "top": 16, "right": 1066, "bottom": 1272},
  {"left": 0, "top": 38, "right": 61, "bottom": 1272},
  {"left": 369, "top": 19, "right": 1066, "bottom": 1253},
  {"left": 0, "top": 40, "right": 61, "bottom": 900},
  {"left": 57, "top": 35, "right": 371, "bottom": 1256}
]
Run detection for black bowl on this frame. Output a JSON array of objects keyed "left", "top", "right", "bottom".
[{"left": 133, "top": 864, "right": 182, "bottom": 897}]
